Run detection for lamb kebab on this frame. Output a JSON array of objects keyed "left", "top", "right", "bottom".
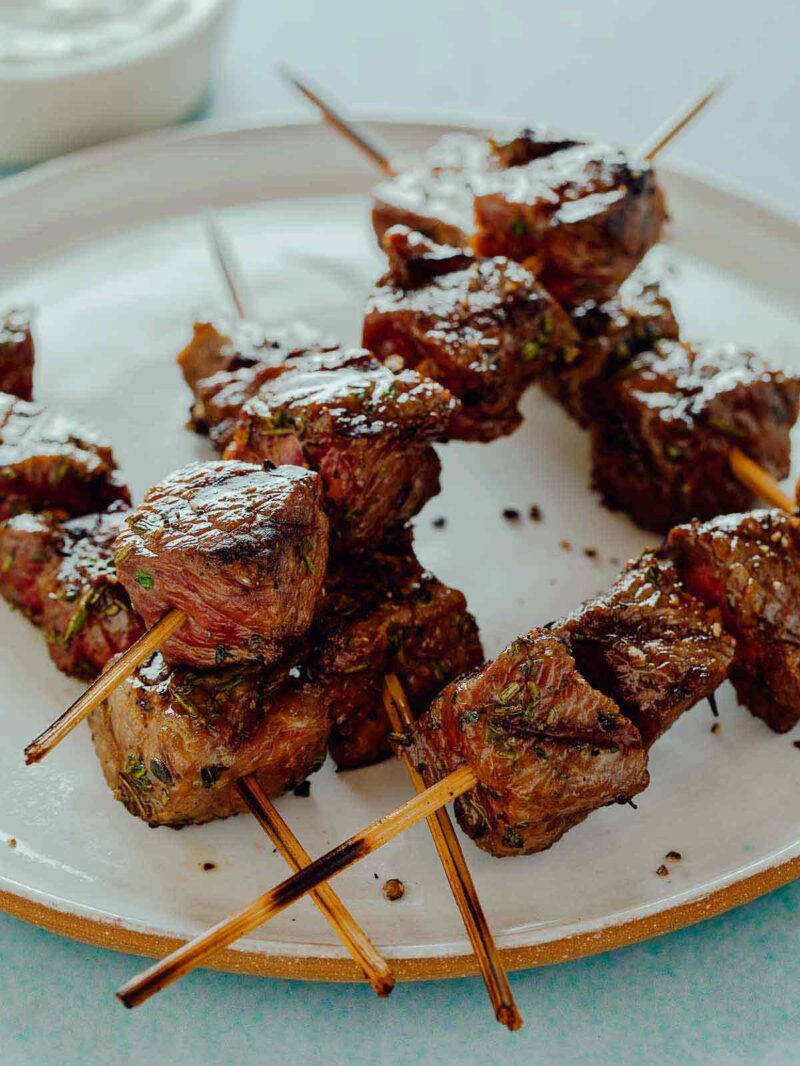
[
  {"left": 120, "top": 503, "right": 800, "bottom": 1005},
  {"left": 0, "top": 310, "right": 35, "bottom": 401}
]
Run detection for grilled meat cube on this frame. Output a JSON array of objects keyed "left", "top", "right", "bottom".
[
  {"left": 0, "top": 505, "right": 144, "bottom": 679},
  {"left": 0, "top": 394, "right": 130, "bottom": 520},
  {"left": 91, "top": 653, "right": 330, "bottom": 827},
  {"left": 669, "top": 510, "right": 800, "bottom": 733},
  {"left": 0, "top": 311, "right": 34, "bottom": 401},
  {"left": 115, "top": 461, "right": 328, "bottom": 669},
  {"left": 472, "top": 143, "right": 667, "bottom": 307},
  {"left": 590, "top": 340, "right": 800, "bottom": 531},
  {"left": 362, "top": 226, "right": 579, "bottom": 441},
  {"left": 224, "top": 349, "right": 457, "bottom": 550},
  {"left": 372, "top": 131, "right": 667, "bottom": 307},
  {"left": 411, "top": 630, "right": 648, "bottom": 857},
  {"left": 540, "top": 267, "right": 680, "bottom": 425},
  {"left": 189, "top": 363, "right": 281, "bottom": 452},
  {"left": 558, "top": 550, "right": 733, "bottom": 746},
  {"left": 0, "top": 510, "right": 57, "bottom": 620},
  {"left": 313, "top": 541, "right": 483, "bottom": 770},
  {"left": 177, "top": 316, "right": 333, "bottom": 390}
]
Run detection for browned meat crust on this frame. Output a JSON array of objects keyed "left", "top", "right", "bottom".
[
  {"left": 177, "top": 316, "right": 334, "bottom": 390},
  {"left": 590, "top": 340, "right": 800, "bottom": 531},
  {"left": 669, "top": 509, "right": 800, "bottom": 733},
  {"left": 372, "top": 130, "right": 667, "bottom": 307},
  {"left": 0, "top": 504, "right": 144, "bottom": 679},
  {"left": 539, "top": 266, "right": 680, "bottom": 426},
  {"left": 0, "top": 393, "right": 130, "bottom": 520},
  {"left": 115, "top": 461, "right": 328, "bottom": 668},
  {"left": 91, "top": 652, "right": 330, "bottom": 827},
  {"left": 312, "top": 540, "right": 483, "bottom": 770},
  {"left": 0, "top": 311, "right": 34, "bottom": 401},
  {"left": 558, "top": 550, "right": 734, "bottom": 746},
  {"left": 411, "top": 630, "right": 648, "bottom": 857},
  {"left": 362, "top": 226, "right": 579, "bottom": 441},
  {"left": 224, "top": 349, "right": 457, "bottom": 550}
]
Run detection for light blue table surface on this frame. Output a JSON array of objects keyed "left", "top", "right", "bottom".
[{"left": 2, "top": 2, "right": 799, "bottom": 1062}]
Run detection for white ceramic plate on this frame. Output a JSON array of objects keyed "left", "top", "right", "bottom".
[{"left": 0, "top": 115, "right": 798, "bottom": 983}]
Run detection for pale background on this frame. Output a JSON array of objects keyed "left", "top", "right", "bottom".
[{"left": 2, "top": 1, "right": 799, "bottom": 1063}]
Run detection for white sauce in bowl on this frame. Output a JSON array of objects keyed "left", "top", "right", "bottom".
[{"left": 0, "top": 0, "right": 204, "bottom": 66}]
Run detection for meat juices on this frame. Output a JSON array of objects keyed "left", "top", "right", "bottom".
[
  {"left": 0, "top": 504, "right": 144, "bottom": 679},
  {"left": 590, "top": 340, "right": 800, "bottom": 531},
  {"left": 363, "top": 226, "right": 579, "bottom": 441},
  {"left": 372, "top": 128, "right": 667, "bottom": 307},
  {"left": 669, "top": 510, "right": 800, "bottom": 733},
  {"left": 558, "top": 550, "right": 734, "bottom": 746},
  {"left": 91, "top": 653, "right": 330, "bottom": 827},
  {"left": 411, "top": 630, "right": 648, "bottom": 857},
  {"left": 225, "top": 349, "right": 458, "bottom": 550},
  {"left": 539, "top": 266, "right": 680, "bottom": 426},
  {"left": 115, "top": 461, "right": 329, "bottom": 668},
  {"left": 0, "top": 311, "right": 34, "bottom": 401},
  {"left": 0, "top": 394, "right": 130, "bottom": 520},
  {"left": 313, "top": 540, "right": 483, "bottom": 770}
]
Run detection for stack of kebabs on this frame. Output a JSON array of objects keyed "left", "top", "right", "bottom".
[{"left": 4, "top": 90, "right": 800, "bottom": 1014}]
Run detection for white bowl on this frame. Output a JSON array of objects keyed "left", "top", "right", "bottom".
[{"left": 0, "top": 0, "right": 233, "bottom": 168}]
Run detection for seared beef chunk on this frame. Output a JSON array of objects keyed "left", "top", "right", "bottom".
[
  {"left": 224, "top": 349, "right": 457, "bottom": 550},
  {"left": 312, "top": 540, "right": 483, "bottom": 770},
  {"left": 669, "top": 510, "right": 800, "bottom": 733},
  {"left": 372, "top": 130, "right": 667, "bottom": 307},
  {"left": 91, "top": 653, "right": 330, "bottom": 827},
  {"left": 0, "top": 394, "right": 130, "bottom": 520},
  {"left": 115, "top": 461, "right": 328, "bottom": 668},
  {"left": 0, "top": 505, "right": 144, "bottom": 679},
  {"left": 540, "top": 267, "right": 680, "bottom": 425},
  {"left": 558, "top": 550, "right": 733, "bottom": 746},
  {"left": 411, "top": 630, "right": 648, "bottom": 857},
  {"left": 0, "top": 311, "right": 34, "bottom": 401},
  {"left": 363, "top": 226, "right": 578, "bottom": 441},
  {"left": 177, "top": 316, "right": 333, "bottom": 390},
  {"left": 189, "top": 363, "right": 279, "bottom": 452},
  {"left": 590, "top": 341, "right": 800, "bottom": 531}
]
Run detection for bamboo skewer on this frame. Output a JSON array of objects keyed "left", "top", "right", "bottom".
[
  {"left": 118, "top": 764, "right": 477, "bottom": 1007},
  {"left": 382, "top": 674, "right": 522, "bottom": 1031},
  {"left": 25, "top": 607, "right": 186, "bottom": 764},
  {"left": 236, "top": 777, "right": 394, "bottom": 997},
  {"left": 278, "top": 66, "right": 395, "bottom": 176},
  {"left": 285, "top": 73, "right": 797, "bottom": 514}
]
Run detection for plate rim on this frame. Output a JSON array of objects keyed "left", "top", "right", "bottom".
[{"left": 1, "top": 111, "right": 799, "bottom": 982}]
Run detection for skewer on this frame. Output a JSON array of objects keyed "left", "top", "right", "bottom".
[
  {"left": 285, "top": 74, "right": 797, "bottom": 515},
  {"left": 278, "top": 66, "right": 395, "bottom": 176},
  {"left": 382, "top": 674, "right": 522, "bottom": 1031},
  {"left": 636, "top": 79, "right": 726, "bottom": 161},
  {"left": 118, "top": 764, "right": 476, "bottom": 1007}
]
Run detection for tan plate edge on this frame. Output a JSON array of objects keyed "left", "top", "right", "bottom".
[{"left": 3, "top": 852, "right": 799, "bottom": 984}]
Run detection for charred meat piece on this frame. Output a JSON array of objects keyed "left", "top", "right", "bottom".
[
  {"left": 115, "top": 461, "right": 328, "bottom": 668},
  {"left": 590, "top": 340, "right": 800, "bottom": 531},
  {"left": 558, "top": 550, "right": 733, "bottom": 746},
  {"left": 363, "top": 226, "right": 579, "bottom": 441},
  {"left": 224, "top": 349, "right": 457, "bottom": 550},
  {"left": 540, "top": 267, "right": 680, "bottom": 425},
  {"left": 91, "top": 653, "right": 330, "bottom": 827},
  {"left": 411, "top": 630, "right": 648, "bottom": 857},
  {"left": 0, "top": 311, "right": 34, "bottom": 401},
  {"left": 312, "top": 540, "right": 483, "bottom": 770},
  {"left": 177, "top": 316, "right": 333, "bottom": 390},
  {"left": 372, "top": 131, "right": 667, "bottom": 307},
  {"left": 669, "top": 510, "right": 800, "bottom": 733},
  {"left": 0, "top": 394, "right": 130, "bottom": 520},
  {"left": 0, "top": 504, "right": 144, "bottom": 679},
  {"left": 472, "top": 143, "right": 667, "bottom": 307}
]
